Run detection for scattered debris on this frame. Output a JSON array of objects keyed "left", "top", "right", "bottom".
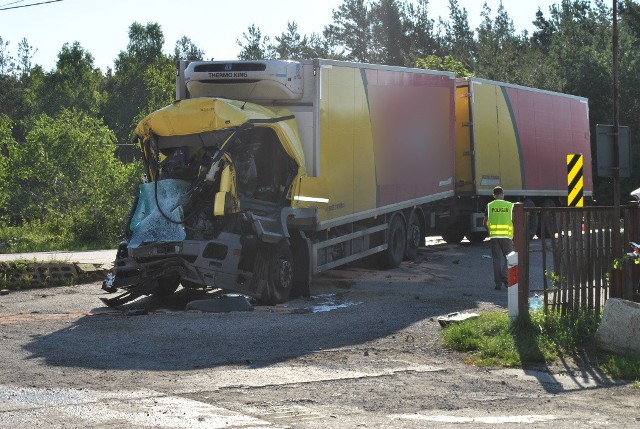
[
  {"left": 102, "top": 272, "right": 117, "bottom": 293},
  {"left": 437, "top": 312, "right": 479, "bottom": 327}
]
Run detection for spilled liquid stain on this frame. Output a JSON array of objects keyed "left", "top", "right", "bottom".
[{"left": 310, "top": 293, "right": 362, "bottom": 313}]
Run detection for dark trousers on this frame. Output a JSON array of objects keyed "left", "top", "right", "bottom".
[{"left": 490, "top": 237, "right": 513, "bottom": 288}]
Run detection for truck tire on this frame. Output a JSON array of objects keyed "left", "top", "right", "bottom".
[
  {"left": 381, "top": 215, "right": 406, "bottom": 269},
  {"left": 290, "top": 237, "right": 311, "bottom": 298},
  {"left": 256, "top": 241, "right": 294, "bottom": 305},
  {"left": 152, "top": 276, "right": 180, "bottom": 297},
  {"left": 405, "top": 210, "right": 423, "bottom": 260}
]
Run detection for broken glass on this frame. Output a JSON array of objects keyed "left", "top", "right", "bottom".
[{"left": 128, "top": 179, "right": 191, "bottom": 248}]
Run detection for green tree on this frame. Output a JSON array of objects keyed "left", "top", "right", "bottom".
[
  {"left": 324, "top": 0, "right": 372, "bottom": 62},
  {"left": 370, "top": 0, "right": 408, "bottom": 65},
  {"left": 416, "top": 54, "right": 472, "bottom": 77},
  {"left": 0, "top": 115, "right": 12, "bottom": 215},
  {"left": 405, "top": 0, "right": 440, "bottom": 63},
  {"left": 174, "top": 36, "right": 204, "bottom": 62},
  {"left": 26, "top": 42, "right": 104, "bottom": 117},
  {"left": 3, "top": 109, "right": 139, "bottom": 244},
  {"left": 439, "top": 0, "right": 476, "bottom": 70},
  {"left": 304, "top": 31, "right": 344, "bottom": 59},
  {"left": 272, "top": 21, "right": 308, "bottom": 60},
  {"left": 102, "top": 22, "right": 174, "bottom": 146},
  {"left": 617, "top": 0, "right": 640, "bottom": 202},
  {"left": 531, "top": 8, "right": 557, "bottom": 52},
  {"left": 622, "top": 0, "right": 640, "bottom": 38},
  {"left": 237, "top": 24, "right": 273, "bottom": 60},
  {"left": 0, "top": 38, "right": 30, "bottom": 125},
  {"left": 544, "top": 1, "right": 612, "bottom": 111},
  {"left": 475, "top": 1, "right": 525, "bottom": 82},
  {"left": 133, "top": 61, "right": 175, "bottom": 126},
  {"left": 15, "top": 37, "right": 36, "bottom": 78},
  {"left": 0, "top": 37, "right": 15, "bottom": 75}
]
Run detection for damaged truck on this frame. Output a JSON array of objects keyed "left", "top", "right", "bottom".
[
  {"left": 103, "top": 59, "right": 457, "bottom": 306},
  {"left": 103, "top": 59, "right": 592, "bottom": 307}
]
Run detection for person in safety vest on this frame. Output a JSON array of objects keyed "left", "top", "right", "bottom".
[{"left": 484, "top": 186, "right": 514, "bottom": 290}]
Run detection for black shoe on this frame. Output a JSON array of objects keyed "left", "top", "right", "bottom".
[{"left": 494, "top": 285, "right": 502, "bottom": 290}]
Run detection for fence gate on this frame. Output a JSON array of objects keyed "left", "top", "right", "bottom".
[{"left": 516, "top": 204, "right": 639, "bottom": 315}]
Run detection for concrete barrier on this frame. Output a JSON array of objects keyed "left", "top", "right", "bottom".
[
  {"left": 595, "top": 298, "right": 640, "bottom": 356},
  {"left": 0, "top": 261, "right": 107, "bottom": 289}
]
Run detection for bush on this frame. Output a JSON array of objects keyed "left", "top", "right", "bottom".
[{"left": 0, "top": 109, "right": 141, "bottom": 251}]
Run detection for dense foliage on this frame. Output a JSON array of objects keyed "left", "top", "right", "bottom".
[{"left": 0, "top": 0, "right": 638, "bottom": 251}]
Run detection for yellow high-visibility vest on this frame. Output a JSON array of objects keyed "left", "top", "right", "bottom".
[{"left": 487, "top": 200, "right": 514, "bottom": 239}]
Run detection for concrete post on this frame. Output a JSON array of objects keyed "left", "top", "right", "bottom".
[{"left": 512, "top": 203, "right": 527, "bottom": 316}]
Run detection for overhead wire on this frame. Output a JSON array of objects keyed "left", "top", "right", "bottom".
[
  {"left": 0, "top": 0, "right": 62, "bottom": 11},
  {"left": 0, "top": 1, "right": 28, "bottom": 8}
]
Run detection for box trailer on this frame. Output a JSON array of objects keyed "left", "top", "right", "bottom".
[
  {"left": 436, "top": 77, "right": 593, "bottom": 243},
  {"left": 104, "top": 59, "right": 457, "bottom": 306}
]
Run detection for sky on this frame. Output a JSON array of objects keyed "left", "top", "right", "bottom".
[{"left": 0, "top": 0, "right": 579, "bottom": 72}]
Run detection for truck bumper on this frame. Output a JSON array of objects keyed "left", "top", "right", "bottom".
[{"left": 109, "top": 233, "right": 253, "bottom": 304}]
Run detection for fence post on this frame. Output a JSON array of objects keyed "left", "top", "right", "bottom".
[
  {"left": 513, "top": 203, "right": 527, "bottom": 315},
  {"left": 629, "top": 203, "right": 640, "bottom": 300}
]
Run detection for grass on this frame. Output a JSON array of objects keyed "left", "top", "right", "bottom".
[
  {"left": 442, "top": 310, "right": 640, "bottom": 387},
  {"left": 0, "top": 224, "right": 115, "bottom": 253}
]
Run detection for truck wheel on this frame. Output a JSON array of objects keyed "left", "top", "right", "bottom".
[
  {"left": 257, "top": 241, "right": 294, "bottom": 305},
  {"left": 442, "top": 229, "right": 464, "bottom": 244},
  {"left": 381, "top": 215, "right": 406, "bottom": 269},
  {"left": 405, "top": 210, "right": 423, "bottom": 260},
  {"left": 152, "top": 276, "right": 180, "bottom": 296},
  {"left": 290, "top": 237, "right": 311, "bottom": 298}
]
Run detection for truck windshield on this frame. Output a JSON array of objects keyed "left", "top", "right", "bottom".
[{"left": 141, "top": 129, "right": 236, "bottom": 181}]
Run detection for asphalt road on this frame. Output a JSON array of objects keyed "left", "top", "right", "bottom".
[{"left": 0, "top": 238, "right": 637, "bottom": 428}]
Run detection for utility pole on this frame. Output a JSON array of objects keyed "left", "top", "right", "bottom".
[{"left": 612, "top": 0, "right": 622, "bottom": 298}]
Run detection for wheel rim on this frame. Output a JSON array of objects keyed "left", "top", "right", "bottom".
[
  {"left": 275, "top": 256, "right": 293, "bottom": 292},
  {"left": 408, "top": 216, "right": 421, "bottom": 249}
]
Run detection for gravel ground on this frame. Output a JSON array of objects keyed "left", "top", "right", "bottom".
[{"left": 0, "top": 239, "right": 638, "bottom": 428}]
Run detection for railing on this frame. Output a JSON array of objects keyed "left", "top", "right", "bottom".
[{"left": 515, "top": 204, "right": 640, "bottom": 315}]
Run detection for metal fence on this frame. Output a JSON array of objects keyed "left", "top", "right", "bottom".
[{"left": 515, "top": 204, "right": 640, "bottom": 315}]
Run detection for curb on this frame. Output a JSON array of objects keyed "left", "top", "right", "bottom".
[{"left": 0, "top": 260, "right": 108, "bottom": 290}]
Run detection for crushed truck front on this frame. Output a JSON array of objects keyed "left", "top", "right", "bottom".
[{"left": 104, "top": 97, "right": 313, "bottom": 306}]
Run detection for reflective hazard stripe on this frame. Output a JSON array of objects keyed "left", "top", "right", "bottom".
[{"left": 294, "top": 195, "right": 329, "bottom": 203}]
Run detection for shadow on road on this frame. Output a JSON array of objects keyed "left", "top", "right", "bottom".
[{"left": 22, "top": 244, "right": 510, "bottom": 372}]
